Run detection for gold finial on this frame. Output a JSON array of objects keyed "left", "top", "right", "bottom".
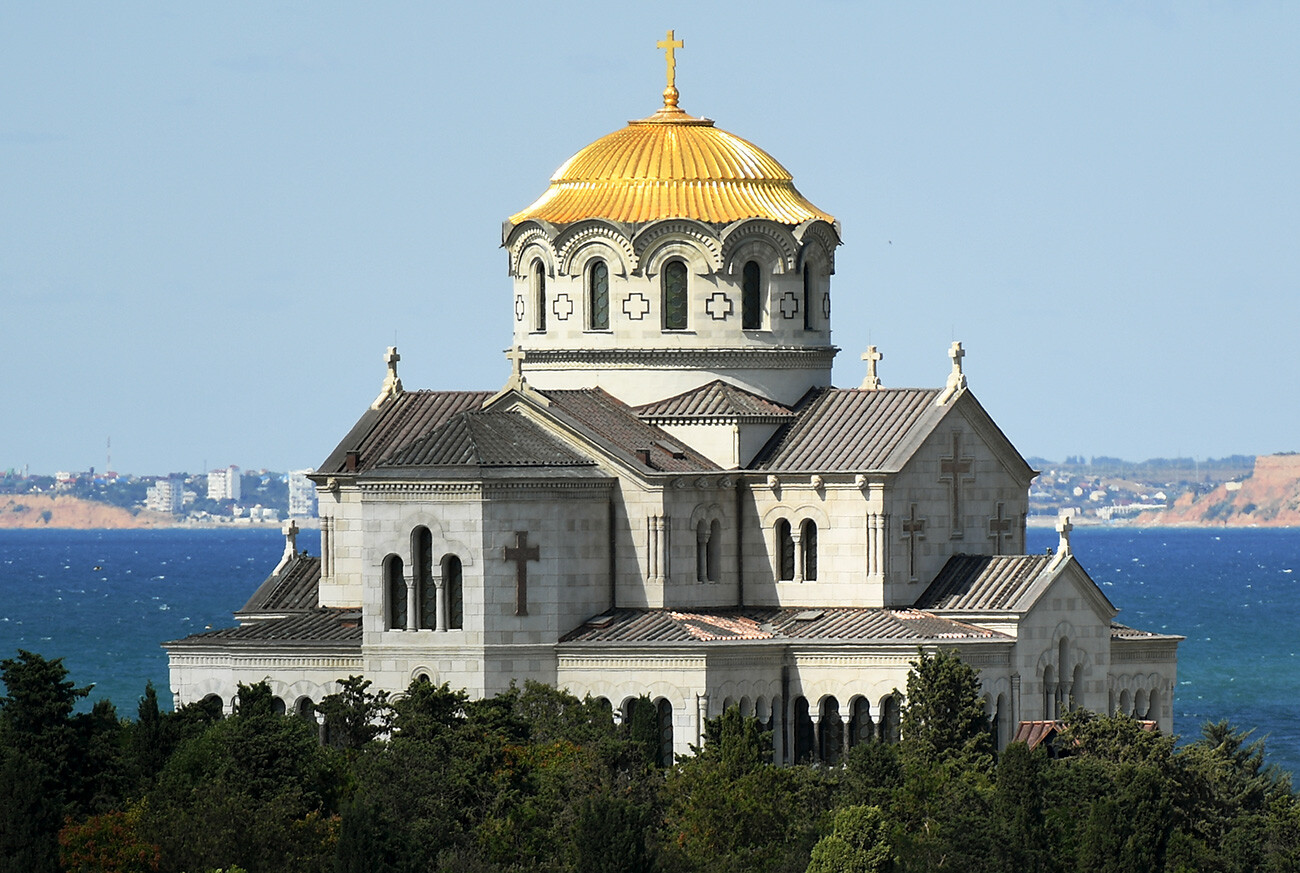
[{"left": 657, "top": 29, "right": 683, "bottom": 107}]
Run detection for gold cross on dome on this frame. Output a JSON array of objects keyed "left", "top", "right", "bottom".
[{"left": 657, "top": 29, "right": 683, "bottom": 90}]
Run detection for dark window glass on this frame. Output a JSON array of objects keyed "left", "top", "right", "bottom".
[
  {"left": 533, "top": 260, "right": 546, "bottom": 332},
  {"left": 445, "top": 555, "right": 463, "bottom": 630},
  {"left": 663, "top": 261, "right": 688, "bottom": 330},
  {"left": 386, "top": 555, "right": 406, "bottom": 630},
  {"left": 590, "top": 260, "right": 609, "bottom": 330},
  {"left": 416, "top": 528, "right": 434, "bottom": 629},
  {"left": 742, "top": 261, "right": 761, "bottom": 329},
  {"left": 801, "top": 520, "right": 818, "bottom": 580},
  {"left": 803, "top": 265, "right": 814, "bottom": 330}
]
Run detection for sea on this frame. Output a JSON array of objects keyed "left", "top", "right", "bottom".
[{"left": 1, "top": 526, "right": 1298, "bottom": 776}]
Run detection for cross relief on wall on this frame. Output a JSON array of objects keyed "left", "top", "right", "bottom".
[
  {"left": 901, "top": 503, "right": 926, "bottom": 580},
  {"left": 705, "top": 291, "right": 733, "bottom": 320},
  {"left": 515, "top": 295, "right": 525, "bottom": 321},
  {"left": 938, "top": 432, "right": 975, "bottom": 538},
  {"left": 503, "top": 531, "right": 540, "bottom": 617},
  {"left": 778, "top": 291, "right": 799, "bottom": 319},
  {"left": 623, "top": 292, "right": 651, "bottom": 321},
  {"left": 988, "top": 502, "right": 1013, "bottom": 555},
  {"left": 552, "top": 292, "right": 574, "bottom": 321}
]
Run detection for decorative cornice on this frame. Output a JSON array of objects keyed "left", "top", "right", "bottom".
[
  {"left": 632, "top": 219, "right": 723, "bottom": 272},
  {"left": 522, "top": 346, "right": 839, "bottom": 370}
]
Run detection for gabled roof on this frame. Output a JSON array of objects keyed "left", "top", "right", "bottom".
[
  {"left": 317, "top": 390, "right": 494, "bottom": 475},
  {"left": 750, "top": 387, "right": 945, "bottom": 472},
  {"left": 239, "top": 554, "right": 320, "bottom": 615},
  {"left": 634, "top": 380, "right": 794, "bottom": 421},
  {"left": 540, "top": 387, "right": 721, "bottom": 473},
  {"left": 380, "top": 409, "right": 594, "bottom": 468},
  {"left": 560, "top": 606, "right": 1007, "bottom": 644},
  {"left": 915, "top": 554, "right": 1055, "bottom": 612}
]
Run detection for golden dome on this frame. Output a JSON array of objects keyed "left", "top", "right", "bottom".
[{"left": 508, "top": 100, "right": 835, "bottom": 228}]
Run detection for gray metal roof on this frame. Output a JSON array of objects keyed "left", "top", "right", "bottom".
[
  {"left": 542, "top": 388, "right": 721, "bottom": 473},
  {"left": 238, "top": 554, "right": 320, "bottom": 614},
  {"left": 166, "top": 609, "right": 362, "bottom": 648},
  {"left": 634, "top": 380, "right": 794, "bottom": 420},
  {"left": 381, "top": 410, "right": 594, "bottom": 468},
  {"left": 318, "top": 390, "right": 494, "bottom": 474},
  {"left": 915, "top": 554, "right": 1054, "bottom": 611},
  {"left": 751, "top": 387, "right": 944, "bottom": 472},
  {"left": 559, "top": 606, "right": 1006, "bottom": 644}
]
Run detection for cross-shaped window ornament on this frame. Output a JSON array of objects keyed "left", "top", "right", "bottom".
[
  {"left": 503, "top": 531, "right": 540, "bottom": 617},
  {"left": 705, "top": 291, "right": 733, "bottom": 320},
  {"left": 778, "top": 291, "right": 799, "bottom": 319},
  {"left": 552, "top": 292, "right": 574, "bottom": 321},
  {"left": 939, "top": 432, "right": 975, "bottom": 537},
  {"left": 515, "top": 295, "right": 525, "bottom": 321},
  {"left": 623, "top": 292, "right": 651, "bottom": 321},
  {"left": 988, "top": 502, "right": 1013, "bottom": 555},
  {"left": 901, "top": 503, "right": 925, "bottom": 579}
]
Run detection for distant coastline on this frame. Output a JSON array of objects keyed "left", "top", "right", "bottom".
[{"left": 0, "top": 495, "right": 316, "bottom": 531}]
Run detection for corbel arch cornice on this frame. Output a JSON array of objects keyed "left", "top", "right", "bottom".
[
  {"left": 794, "top": 219, "right": 840, "bottom": 274},
  {"left": 721, "top": 219, "right": 798, "bottom": 274},
  {"left": 554, "top": 220, "right": 635, "bottom": 277},
  {"left": 633, "top": 219, "right": 723, "bottom": 274},
  {"left": 507, "top": 223, "right": 559, "bottom": 278}
]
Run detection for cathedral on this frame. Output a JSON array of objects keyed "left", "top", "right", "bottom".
[{"left": 165, "top": 33, "right": 1180, "bottom": 763}]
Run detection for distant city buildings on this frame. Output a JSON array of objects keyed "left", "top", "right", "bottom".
[
  {"left": 207, "top": 465, "right": 241, "bottom": 501},
  {"left": 145, "top": 475, "right": 185, "bottom": 514},
  {"left": 287, "top": 469, "right": 317, "bottom": 518}
]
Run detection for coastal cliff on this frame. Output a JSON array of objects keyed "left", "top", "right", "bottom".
[
  {"left": 0, "top": 495, "right": 173, "bottom": 529},
  {"left": 1137, "top": 454, "right": 1300, "bottom": 527}
]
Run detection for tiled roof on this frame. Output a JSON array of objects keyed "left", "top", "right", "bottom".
[
  {"left": 915, "top": 554, "right": 1054, "bottom": 612},
  {"left": 1012, "top": 720, "right": 1064, "bottom": 751},
  {"left": 560, "top": 606, "right": 1005, "bottom": 644},
  {"left": 318, "top": 390, "right": 494, "bottom": 474},
  {"left": 381, "top": 410, "right": 594, "bottom": 468},
  {"left": 239, "top": 555, "right": 320, "bottom": 614},
  {"left": 166, "top": 609, "right": 362, "bottom": 648},
  {"left": 543, "top": 388, "right": 721, "bottom": 473},
  {"left": 634, "top": 380, "right": 794, "bottom": 420},
  {"left": 751, "top": 387, "right": 944, "bottom": 471}
]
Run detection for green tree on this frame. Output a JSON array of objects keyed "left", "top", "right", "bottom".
[
  {"left": 992, "top": 742, "right": 1051, "bottom": 872},
  {"left": 316, "top": 675, "right": 391, "bottom": 751},
  {"left": 898, "top": 648, "right": 993, "bottom": 772},
  {"left": 806, "top": 804, "right": 896, "bottom": 873}
]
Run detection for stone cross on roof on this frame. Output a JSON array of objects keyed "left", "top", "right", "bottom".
[
  {"left": 272, "top": 519, "right": 300, "bottom": 576},
  {"left": 371, "top": 346, "right": 404, "bottom": 410},
  {"left": 1056, "top": 515, "right": 1073, "bottom": 557},
  {"left": 938, "top": 340, "right": 967, "bottom": 404},
  {"left": 505, "top": 345, "right": 527, "bottom": 386},
  {"left": 860, "top": 345, "right": 883, "bottom": 390}
]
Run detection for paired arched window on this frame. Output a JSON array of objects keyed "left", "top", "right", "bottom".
[
  {"left": 696, "top": 519, "right": 723, "bottom": 582},
  {"left": 414, "top": 527, "right": 435, "bottom": 630},
  {"left": 775, "top": 517, "right": 818, "bottom": 582},
  {"left": 742, "top": 260, "right": 761, "bottom": 329},
  {"left": 801, "top": 520, "right": 818, "bottom": 581},
  {"left": 385, "top": 554, "right": 407, "bottom": 630},
  {"left": 588, "top": 259, "right": 609, "bottom": 330},
  {"left": 776, "top": 519, "right": 795, "bottom": 581},
  {"left": 802, "top": 264, "right": 815, "bottom": 330},
  {"left": 662, "top": 260, "right": 688, "bottom": 330},
  {"left": 531, "top": 259, "right": 547, "bottom": 332},
  {"left": 443, "top": 554, "right": 463, "bottom": 630}
]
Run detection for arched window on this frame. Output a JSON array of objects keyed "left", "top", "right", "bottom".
[
  {"left": 696, "top": 520, "right": 708, "bottom": 582},
  {"left": 1071, "top": 663, "right": 1084, "bottom": 712},
  {"left": 801, "top": 519, "right": 818, "bottom": 581},
  {"left": 413, "top": 527, "right": 434, "bottom": 630},
  {"left": 385, "top": 554, "right": 407, "bottom": 630},
  {"left": 1043, "top": 665, "right": 1056, "bottom": 719},
  {"left": 776, "top": 519, "right": 794, "bottom": 581},
  {"left": 707, "top": 519, "right": 721, "bottom": 582},
  {"left": 656, "top": 698, "right": 674, "bottom": 767},
  {"left": 531, "top": 259, "right": 546, "bottom": 332},
  {"left": 662, "top": 260, "right": 688, "bottom": 330},
  {"left": 850, "top": 697, "right": 873, "bottom": 747},
  {"left": 819, "top": 697, "right": 842, "bottom": 764},
  {"left": 272, "top": 696, "right": 287, "bottom": 716},
  {"left": 803, "top": 264, "right": 814, "bottom": 330},
  {"left": 294, "top": 697, "right": 315, "bottom": 720},
  {"left": 880, "top": 695, "right": 901, "bottom": 744},
  {"left": 588, "top": 259, "right": 609, "bottom": 330},
  {"left": 742, "top": 260, "right": 761, "bottom": 329},
  {"left": 1146, "top": 688, "right": 1158, "bottom": 721},
  {"left": 1118, "top": 688, "right": 1131, "bottom": 717},
  {"left": 443, "top": 554, "right": 463, "bottom": 630}
]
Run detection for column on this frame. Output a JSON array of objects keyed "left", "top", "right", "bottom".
[
  {"left": 792, "top": 529, "right": 804, "bottom": 583},
  {"left": 1010, "top": 672, "right": 1021, "bottom": 728},
  {"left": 404, "top": 573, "right": 417, "bottom": 632},
  {"left": 696, "top": 694, "right": 710, "bottom": 747},
  {"left": 809, "top": 710, "right": 822, "bottom": 763},
  {"left": 321, "top": 517, "right": 332, "bottom": 578},
  {"left": 434, "top": 574, "right": 447, "bottom": 632},
  {"left": 841, "top": 713, "right": 852, "bottom": 759},
  {"left": 696, "top": 524, "right": 708, "bottom": 582}
]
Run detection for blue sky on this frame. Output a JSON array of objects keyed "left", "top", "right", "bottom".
[{"left": 3, "top": 2, "right": 1297, "bottom": 475}]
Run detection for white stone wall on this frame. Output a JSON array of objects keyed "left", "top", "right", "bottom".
[{"left": 167, "top": 649, "right": 363, "bottom": 713}]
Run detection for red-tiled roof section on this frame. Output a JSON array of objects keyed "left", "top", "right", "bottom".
[
  {"left": 381, "top": 410, "right": 594, "bottom": 468},
  {"left": 634, "top": 380, "right": 794, "bottom": 420},
  {"left": 752, "top": 387, "right": 944, "bottom": 471},
  {"left": 915, "top": 554, "right": 1054, "bottom": 611},
  {"left": 166, "top": 609, "right": 362, "bottom": 647},
  {"left": 560, "top": 606, "right": 1005, "bottom": 644},
  {"left": 319, "top": 391, "right": 494, "bottom": 474},
  {"left": 543, "top": 388, "right": 720, "bottom": 473},
  {"left": 239, "top": 555, "right": 321, "bottom": 614}
]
